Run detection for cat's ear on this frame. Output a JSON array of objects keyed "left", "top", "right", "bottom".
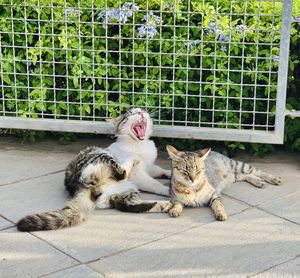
[
  {"left": 197, "top": 148, "right": 211, "bottom": 160},
  {"left": 166, "top": 145, "right": 182, "bottom": 160}
]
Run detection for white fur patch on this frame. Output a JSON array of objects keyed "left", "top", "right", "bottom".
[{"left": 95, "top": 181, "right": 139, "bottom": 210}]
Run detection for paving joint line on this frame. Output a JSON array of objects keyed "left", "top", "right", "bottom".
[
  {"left": 0, "top": 213, "right": 16, "bottom": 224},
  {"left": 257, "top": 206, "right": 300, "bottom": 226},
  {"left": 36, "top": 263, "right": 82, "bottom": 278},
  {"left": 0, "top": 225, "right": 15, "bottom": 231},
  {"left": 248, "top": 254, "right": 300, "bottom": 277},
  {"left": 84, "top": 204, "right": 254, "bottom": 265},
  {"left": 0, "top": 169, "right": 65, "bottom": 187},
  {"left": 1, "top": 219, "right": 85, "bottom": 264},
  {"left": 30, "top": 232, "right": 82, "bottom": 264},
  {"left": 223, "top": 193, "right": 258, "bottom": 208},
  {"left": 223, "top": 193, "right": 300, "bottom": 226},
  {"left": 84, "top": 264, "right": 108, "bottom": 277}
]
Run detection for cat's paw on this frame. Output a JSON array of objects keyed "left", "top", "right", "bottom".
[
  {"left": 253, "top": 179, "right": 266, "bottom": 188},
  {"left": 214, "top": 211, "right": 227, "bottom": 221},
  {"left": 160, "top": 201, "right": 173, "bottom": 212},
  {"left": 122, "top": 159, "right": 140, "bottom": 179},
  {"left": 270, "top": 176, "right": 281, "bottom": 185},
  {"left": 95, "top": 197, "right": 111, "bottom": 209},
  {"left": 169, "top": 207, "right": 182, "bottom": 218},
  {"left": 160, "top": 170, "right": 171, "bottom": 179}
]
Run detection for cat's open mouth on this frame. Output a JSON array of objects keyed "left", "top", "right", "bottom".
[{"left": 132, "top": 119, "right": 147, "bottom": 140}]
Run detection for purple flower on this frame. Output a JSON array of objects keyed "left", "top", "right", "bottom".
[
  {"left": 209, "top": 22, "right": 217, "bottom": 29},
  {"left": 138, "top": 11, "right": 161, "bottom": 39},
  {"left": 220, "top": 45, "right": 227, "bottom": 52},
  {"left": 273, "top": 55, "right": 279, "bottom": 63},
  {"left": 122, "top": 2, "right": 139, "bottom": 11},
  {"left": 235, "top": 24, "right": 248, "bottom": 31},
  {"left": 138, "top": 24, "right": 158, "bottom": 39},
  {"left": 185, "top": 40, "right": 201, "bottom": 48},
  {"left": 27, "top": 60, "right": 34, "bottom": 73},
  {"left": 165, "top": 2, "right": 173, "bottom": 9},
  {"left": 219, "top": 33, "right": 230, "bottom": 43},
  {"left": 97, "top": 2, "right": 139, "bottom": 26},
  {"left": 142, "top": 11, "right": 161, "bottom": 25}
]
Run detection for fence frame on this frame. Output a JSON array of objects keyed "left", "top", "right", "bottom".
[{"left": 0, "top": 0, "right": 295, "bottom": 143}]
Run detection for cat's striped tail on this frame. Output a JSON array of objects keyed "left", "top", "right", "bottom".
[
  {"left": 110, "top": 191, "right": 172, "bottom": 213},
  {"left": 17, "top": 189, "right": 95, "bottom": 232}
]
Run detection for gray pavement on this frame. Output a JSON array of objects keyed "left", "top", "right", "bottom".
[{"left": 0, "top": 137, "right": 299, "bottom": 278}]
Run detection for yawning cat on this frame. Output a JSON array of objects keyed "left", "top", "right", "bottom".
[{"left": 17, "top": 108, "right": 172, "bottom": 231}]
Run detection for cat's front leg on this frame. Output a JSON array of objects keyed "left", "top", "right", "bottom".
[
  {"left": 169, "top": 201, "right": 183, "bottom": 218},
  {"left": 210, "top": 198, "right": 227, "bottom": 221},
  {"left": 148, "top": 164, "right": 171, "bottom": 179},
  {"left": 120, "top": 158, "right": 140, "bottom": 179}
]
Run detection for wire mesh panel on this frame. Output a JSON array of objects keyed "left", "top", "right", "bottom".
[{"left": 0, "top": 0, "right": 292, "bottom": 142}]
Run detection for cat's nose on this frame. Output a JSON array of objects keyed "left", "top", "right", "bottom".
[
  {"left": 138, "top": 111, "right": 144, "bottom": 118},
  {"left": 189, "top": 174, "right": 196, "bottom": 182}
]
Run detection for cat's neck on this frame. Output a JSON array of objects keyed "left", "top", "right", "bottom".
[
  {"left": 173, "top": 174, "right": 208, "bottom": 189},
  {"left": 116, "top": 134, "right": 150, "bottom": 145}
]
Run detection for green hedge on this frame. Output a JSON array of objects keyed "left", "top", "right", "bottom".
[{"left": 0, "top": 0, "right": 299, "bottom": 153}]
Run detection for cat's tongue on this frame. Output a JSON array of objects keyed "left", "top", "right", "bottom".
[{"left": 132, "top": 122, "right": 146, "bottom": 140}]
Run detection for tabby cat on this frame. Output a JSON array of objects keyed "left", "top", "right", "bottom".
[
  {"left": 17, "top": 108, "right": 172, "bottom": 232},
  {"left": 166, "top": 145, "right": 281, "bottom": 220}
]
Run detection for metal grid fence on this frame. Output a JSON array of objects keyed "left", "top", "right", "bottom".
[{"left": 0, "top": 0, "right": 293, "bottom": 143}]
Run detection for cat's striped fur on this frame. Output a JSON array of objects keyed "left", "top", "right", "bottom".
[
  {"left": 17, "top": 108, "right": 171, "bottom": 231},
  {"left": 166, "top": 145, "right": 281, "bottom": 220},
  {"left": 109, "top": 191, "right": 172, "bottom": 213},
  {"left": 17, "top": 147, "right": 131, "bottom": 231}
]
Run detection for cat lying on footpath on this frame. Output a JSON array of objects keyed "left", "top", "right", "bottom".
[
  {"left": 17, "top": 108, "right": 172, "bottom": 231},
  {"left": 166, "top": 145, "right": 281, "bottom": 220}
]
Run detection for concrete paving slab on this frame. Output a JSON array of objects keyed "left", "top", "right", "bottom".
[
  {"left": 0, "top": 215, "right": 13, "bottom": 230},
  {"left": 223, "top": 162, "right": 300, "bottom": 207},
  {"left": 88, "top": 208, "right": 300, "bottom": 278},
  {"left": 253, "top": 257, "right": 300, "bottom": 278},
  {"left": 0, "top": 228, "right": 77, "bottom": 278},
  {"left": 43, "top": 265, "right": 104, "bottom": 278},
  {"left": 0, "top": 150, "right": 74, "bottom": 186},
  {"left": 259, "top": 192, "right": 300, "bottom": 225},
  {"left": 0, "top": 138, "right": 299, "bottom": 278},
  {"left": 34, "top": 195, "right": 248, "bottom": 263},
  {"left": 0, "top": 172, "right": 68, "bottom": 223}
]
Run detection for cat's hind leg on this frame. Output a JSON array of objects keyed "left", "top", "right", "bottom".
[
  {"left": 95, "top": 181, "right": 138, "bottom": 209},
  {"left": 254, "top": 171, "right": 281, "bottom": 185},
  {"left": 131, "top": 171, "right": 170, "bottom": 196},
  {"left": 110, "top": 192, "right": 172, "bottom": 213},
  {"left": 230, "top": 159, "right": 281, "bottom": 186},
  {"left": 236, "top": 173, "right": 265, "bottom": 188},
  {"left": 148, "top": 164, "right": 171, "bottom": 179},
  {"left": 210, "top": 198, "right": 227, "bottom": 221}
]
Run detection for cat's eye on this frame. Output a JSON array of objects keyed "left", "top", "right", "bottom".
[{"left": 196, "top": 169, "right": 202, "bottom": 175}]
